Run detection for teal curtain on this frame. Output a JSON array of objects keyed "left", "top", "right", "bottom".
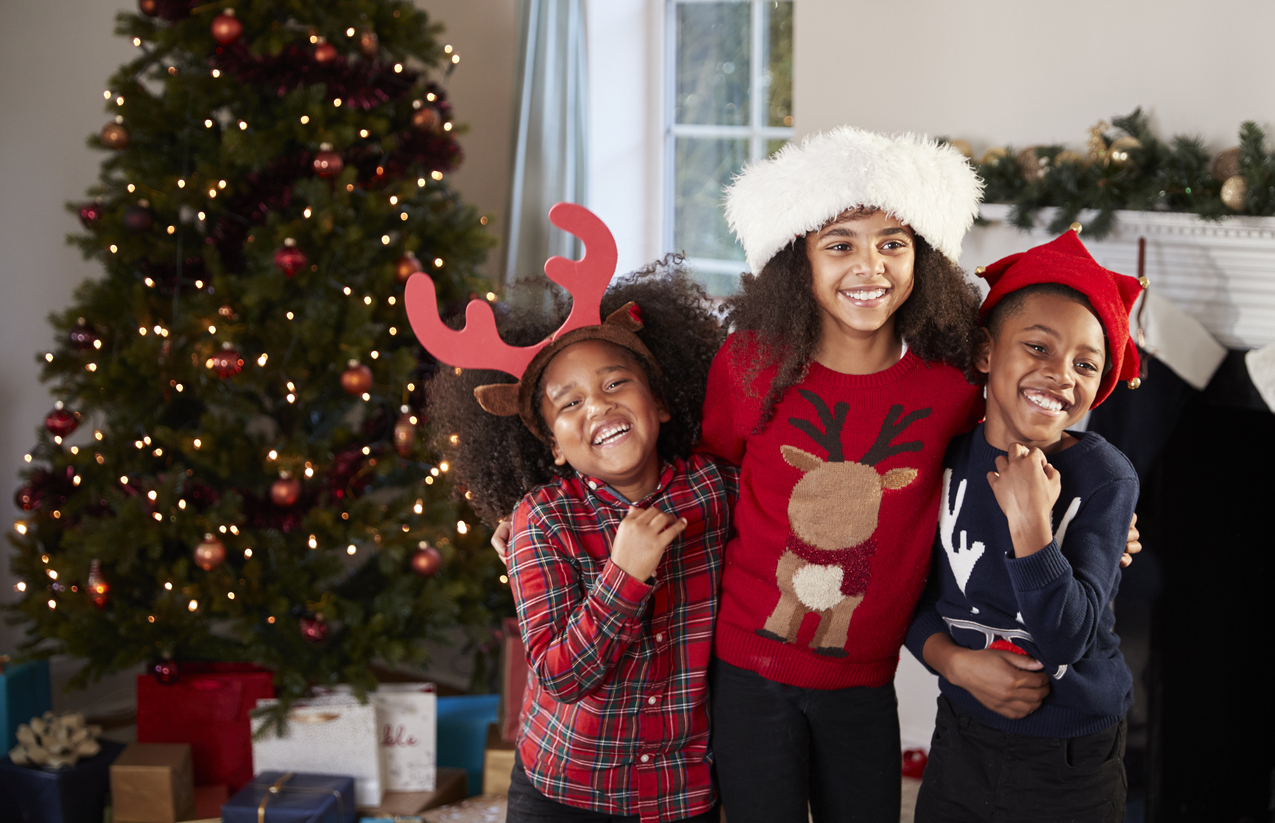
[{"left": 505, "top": 0, "right": 588, "bottom": 290}]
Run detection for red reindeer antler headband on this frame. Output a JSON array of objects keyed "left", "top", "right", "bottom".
[{"left": 403, "top": 203, "right": 657, "bottom": 437}]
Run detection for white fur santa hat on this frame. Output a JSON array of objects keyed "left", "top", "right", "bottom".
[{"left": 724, "top": 126, "right": 983, "bottom": 273}]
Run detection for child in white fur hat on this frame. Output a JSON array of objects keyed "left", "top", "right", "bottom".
[{"left": 699, "top": 126, "right": 986, "bottom": 823}]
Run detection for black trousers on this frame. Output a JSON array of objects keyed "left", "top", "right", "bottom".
[
  {"left": 505, "top": 750, "right": 720, "bottom": 823},
  {"left": 915, "top": 695, "right": 1127, "bottom": 823},
  {"left": 709, "top": 658, "right": 902, "bottom": 823}
]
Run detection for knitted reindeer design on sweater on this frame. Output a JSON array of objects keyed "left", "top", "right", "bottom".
[{"left": 757, "top": 391, "right": 931, "bottom": 657}]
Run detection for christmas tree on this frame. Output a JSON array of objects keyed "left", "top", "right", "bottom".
[{"left": 7, "top": 0, "right": 510, "bottom": 720}]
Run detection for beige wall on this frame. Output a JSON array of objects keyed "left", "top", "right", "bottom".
[{"left": 795, "top": 0, "right": 1275, "bottom": 154}]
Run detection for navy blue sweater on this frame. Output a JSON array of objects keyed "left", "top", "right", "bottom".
[{"left": 905, "top": 425, "right": 1137, "bottom": 738}]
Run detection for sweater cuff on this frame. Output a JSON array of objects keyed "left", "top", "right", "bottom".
[
  {"left": 1004, "top": 539, "right": 1073, "bottom": 591},
  {"left": 904, "top": 611, "right": 949, "bottom": 676},
  {"left": 592, "top": 558, "right": 654, "bottom": 619}
]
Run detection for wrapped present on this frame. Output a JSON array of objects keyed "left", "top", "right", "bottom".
[
  {"left": 480, "top": 725, "right": 515, "bottom": 796},
  {"left": 110, "top": 742, "right": 196, "bottom": 823},
  {"left": 252, "top": 696, "right": 384, "bottom": 807},
  {"left": 193, "top": 784, "right": 230, "bottom": 819},
  {"left": 498, "top": 618, "right": 528, "bottom": 744},
  {"left": 358, "top": 768, "right": 467, "bottom": 819},
  {"left": 315, "top": 683, "right": 437, "bottom": 792},
  {"left": 0, "top": 739, "right": 125, "bottom": 823},
  {"left": 222, "top": 771, "right": 356, "bottom": 823},
  {"left": 9, "top": 711, "right": 104, "bottom": 768},
  {"left": 1, "top": 655, "right": 52, "bottom": 751},
  {"left": 436, "top": 695, "right": 498, "bottom": 799},
  {"left": 136, "top": 661, "right": 274, "bottom": 791}
]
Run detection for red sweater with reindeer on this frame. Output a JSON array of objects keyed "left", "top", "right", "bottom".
[{"left": 700, "top": 332, "right": 982, "bottom": 689}]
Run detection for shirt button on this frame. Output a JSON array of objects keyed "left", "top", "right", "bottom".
[
  {"left": 640, "top": 754, "right": 650, "bottom": 763},
  {"left": 587, "top": 480, "right": 597, "bottom": 489},
  {"left": 647, "top": 696, "right": 657, "bottom": 705},
  {"left": 654, "top": 633, "right": 664, "bottom": 642}
]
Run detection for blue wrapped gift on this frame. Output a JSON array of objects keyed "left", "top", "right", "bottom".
[
  {"left": 0, "top": 739, "right": 125, "bottom": 823},
  {"left": 223, "top": 772, "right": 358, "bottom": 823},
  {"left": 1, "top": 656, "right": 52, "bottom": 750},
  {"left": 436, "top": 694, "right": 498, "bottom": 798}
]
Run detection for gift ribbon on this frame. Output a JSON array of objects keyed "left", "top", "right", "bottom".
[{"left": 252, "top": 772, "right": 345, "bottom": 823}]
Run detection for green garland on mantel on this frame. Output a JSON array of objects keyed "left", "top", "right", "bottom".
[{"left": 946, "top": 109, "right": 1275, "bottom": 239}]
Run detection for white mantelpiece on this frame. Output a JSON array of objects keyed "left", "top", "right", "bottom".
[{"left": 966, "top": 205, "right": 1275, "bottom": 350}]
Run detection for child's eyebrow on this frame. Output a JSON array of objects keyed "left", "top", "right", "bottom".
[{"left": 1022, "top": 323, "right": 1104, "bottom": 358}]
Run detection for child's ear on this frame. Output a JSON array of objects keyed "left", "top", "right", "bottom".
[
  {"left": 975, "top": 327, "right": 993, "bottom": 375},
  {"left": 549, "top": 437, "right": 567, "bottom": 466},
  {"left": 656, "top": 396, "right": 671, "bottom": 424}
]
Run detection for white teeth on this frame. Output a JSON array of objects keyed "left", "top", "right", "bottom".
[
  {"left": 844, "top": 288, "right": 886, "bottom": 300},
  {"left": 1025, "top": 391, "right": 1064, "bottom": 412},
  {"left": 592, "top": 423, "right": 630, "bottom": 445}
]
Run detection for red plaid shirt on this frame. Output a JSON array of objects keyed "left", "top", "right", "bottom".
[{"left": 509, "top": 454, "right": 737, "bottom": 823}]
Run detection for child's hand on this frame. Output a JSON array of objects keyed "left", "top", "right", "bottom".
[
  {"left": 610, "top": 506, "right": 687, "bottom": 583},
  {"left": 987, "top": 443, "right": 1061, "bottom": 558},
  {"left": 1122, "top": 512, "right": 1140, "bottom": 568},
  {"left": 491, "top": 519, "right": 512, "bottom": 568},
  {"left": 948, "top": 646, "right": 1051, "bottom": 720}
]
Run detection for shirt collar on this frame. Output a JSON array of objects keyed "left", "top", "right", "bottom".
[{"left": 577, "top": 460, "right": 678, "bottom": 507}]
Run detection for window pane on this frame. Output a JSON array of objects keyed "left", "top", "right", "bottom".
[
  {"left": 674, "top": 3, "right": 750, "bottom": 126},
  {"left": 763, "top": 2, "right": 793, "bottom": 127},
  {"left": 673, "top": 136, "right": 748, "bottom": 261},
  {"left": 766, "top": 138, "right": 789, "bottom": 158}
]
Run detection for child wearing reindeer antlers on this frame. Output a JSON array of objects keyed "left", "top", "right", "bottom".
[
  {"left": 406, "top": 204, "right": 733, "bottom": 823},
  {"left": 903, "top": 226, "right": 1143, "bottom": 823}
]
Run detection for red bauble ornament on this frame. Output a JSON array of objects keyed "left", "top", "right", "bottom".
[
  {"left": 45, "top": 402, "right": 79, "bottom": 437},
  {"left": 101, "top": 122, "right": 129, "bottom": 150},
  {"left": 313, "top": 144, "right": 344, "bottom": 179},
  {"left": 274, "top": 239, "right": 307, "bottom": 277},
  {"left": 411, "top": 544, "right": 442, "bottom": 577},
  {"left": 70, "top": 318, "right": 99, "bottom": 350},
  {"left": 194, "top": 533, "right": 227, "bottom": 571},
  {"left": 211, "top": 9, "right": 242, "bottom": 46},
  {"left": 150, "top": 659, "right": 180, "bottom": 684},
  {"left": 123, "top": 201, "right": 154, "bottom": 233},
  {"left": 270, "top": 474, "right": 301, "bottom": 507},
  {"left": 340, "top": 360, "right": 373, "bottom": 394},
  {"left": 78, "top": 203, "right": 104, "bottom": 229},
  {"left": 314, "top": 40, "right": 338, "bottom": 64},
  {"left": 87, "top": 559, "right": 110, "bottom": 609},
  {"left": 393, "top": 407, "right": 416, "bottom": 458},
  {"left": 210, "top": 343, "right": 243, "bottom": 378},
  {"left": 394, "top": 253, "right": 423, "bottom": 284},
  {"left": 139, "top": 0, "right": 159, "bottom": 16},
  {"left": 411, "top": 107, "right": 440, "bottom": 132},
  {"left": 299, "top": 613, "right": 329, "bottom": 643},
  {"left": 357, "top": 30, "right": 379, "bottom": 58},
  {"left": 14, "top": 485, "right": 37, "bottom": 511}
]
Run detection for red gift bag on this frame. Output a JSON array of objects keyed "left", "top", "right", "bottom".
[
  {"left": 136, "top": 662, "right": 274, "bottom": 791},
  {"left": 499, "top": 617, "right": 530, "bottom": 743}
]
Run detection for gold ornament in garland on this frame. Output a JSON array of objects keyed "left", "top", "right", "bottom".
[
  {"left": 1105, "top": 136, "right": 1141, "bottom": 167},
  {"left": 1087, "top": 120, "right": 1111, "bottom": 162},
  {"left": 1212, "top": 147, "right": 1241, "bottom": 181},
  {"left": 1220, "top": 176, "right": 1248, "bottom": 211},
  {"left": 1017, "top": 147, "right": 1047, "bottom": 182},
  {"left": 979, "top": 146, "right": 1008, "bottom": 166}
]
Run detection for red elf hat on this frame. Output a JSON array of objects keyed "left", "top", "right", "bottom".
[{"left": 975, "top": 224, "right": 1147, "bottom": 410}]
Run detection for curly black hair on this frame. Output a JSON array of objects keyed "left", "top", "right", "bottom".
[
  {"left": 427, "top": 258, "right": 724, "bottom": 527},
  {"left": 724, "top": 229, "right": 982, "bottom": 431}
]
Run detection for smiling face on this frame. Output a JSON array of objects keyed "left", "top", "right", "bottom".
[
  {"left": 805, "top": 209, "right": 916, "bottom": 350},
  {"left": 978, "top": 291, "right": 1107, "bottom": 454},
  {"left": 539, "top": 339, "right": 670, "bottom": 501}
]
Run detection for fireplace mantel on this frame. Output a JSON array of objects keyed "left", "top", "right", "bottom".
[{"left": 973, "top": 204, "right": 1275, "bottom": 350}]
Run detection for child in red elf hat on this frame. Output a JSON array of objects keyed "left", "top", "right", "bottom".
[{"left": 904, "top": 225, "right": 1144, "bottom": 822}]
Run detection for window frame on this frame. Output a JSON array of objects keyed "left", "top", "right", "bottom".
[{"left": 663, "top": 0, "right": 794, "bottom": 281}]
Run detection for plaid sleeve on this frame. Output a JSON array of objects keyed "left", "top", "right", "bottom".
[{"left": 509, "top": 501, "right": 654, "bottom": 704}]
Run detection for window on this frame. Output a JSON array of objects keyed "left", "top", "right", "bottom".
[{"left": 665, "top": 0, "right": 793, "bottom": 296}]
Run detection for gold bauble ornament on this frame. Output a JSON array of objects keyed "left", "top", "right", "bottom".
[
  {"left": 1087, "top": 120, "right": 1111, "bottom": 162},
  {"left": 1054, "top": 150, "right": 1086, "bottom": 167},
  {"left": 1104, "top": 136, "right": 1141, "bottom": 168},
  {"left": 1220, "top": 175, "right": 1247, "bottom": 211},
  {"left": 101, "top": 122, "right": 129, "bottom": 150},
  {"left": 1016, "top": 146, "right": 1047, "bottom": 182},
  {"left": 947, "top": 139, "right": 973, "bottom": 160},
  {"left": 1212, "top": 147, "right": 1241, "bottom": 182},
  {"left": 393, "top": 406, "right": 416, "bottom": 458},
  {"left": 979, "top": 146, "right": 1008, "bottom": 166},
  {"left": 194, "top": 534, "right": 227, "bottom": 571},
  {"left": 358, "top": 30, "right": 379, "bottom": 58}
]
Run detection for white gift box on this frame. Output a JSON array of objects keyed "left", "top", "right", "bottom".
[
  {"left": 251, "top": 695, "right": 385, "bottom": 807},
  {"left": 314, "top": 683, "right": 437, "bottom": 792}
]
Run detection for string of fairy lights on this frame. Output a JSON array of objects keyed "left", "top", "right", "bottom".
[{"left": 12, "top": 6, "right": 504, "bottom": 626}]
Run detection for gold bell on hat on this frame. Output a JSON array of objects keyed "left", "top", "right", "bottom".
[
  {"left": 1070, "top": 222, "right": 1083, "bottom": 233},
  {"left": 1128, "top": 377, "right": 1142, "bottom": 389}
]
